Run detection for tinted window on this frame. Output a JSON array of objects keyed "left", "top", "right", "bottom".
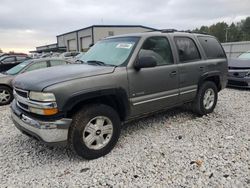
[
  {"left": 50, "top": 60, "right": 67, "bottom": 66},
  {"left": 198, "top": 36, "right": 226, "bottom": 59},
  {"left": 139, "top": 37, "right": 173, "bottom": 66},
  {"left": 2, "top": 57, "right": 15, "bottom": 63},
  {"left": 16, "top": 56, "right": 28, "bottom": 61},
  {"left": 25, "top": 61, "right": 47, "bottom": 72},
  {"left": 175, "top": 37, "right": 201, "bottom": 62}
]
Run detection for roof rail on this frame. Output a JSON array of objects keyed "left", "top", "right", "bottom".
[{"left": 161, "top": 29, "right": 178, "bottom": 33}]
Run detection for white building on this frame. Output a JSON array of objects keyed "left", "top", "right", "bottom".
[{"left": 34, "top": 25, "right": 156, "bottom": 53}]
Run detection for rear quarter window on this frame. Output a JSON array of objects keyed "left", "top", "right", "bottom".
[{"left": 198, "top": 36, "right": 226, "bottom": 59}]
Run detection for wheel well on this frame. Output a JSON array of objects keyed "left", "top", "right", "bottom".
[
  {"left": 67, "top": 95, "right": 127, "bottom": 121},
  {"left": 202, "top": 76, "right": 221, "bottom": 91},
  {"left": 0, "top": 84, "right": 13, "bottom": 91}
]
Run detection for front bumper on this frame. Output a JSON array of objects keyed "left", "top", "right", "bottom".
[
  {"left": 227, "top": 69, "right": 250, "bottom": 88},
  {"left": 227, "top": 76, "right": 250, "bottom": 88},
  {"left": 11, "top": 101, "right": 72, "bottom": 144}
]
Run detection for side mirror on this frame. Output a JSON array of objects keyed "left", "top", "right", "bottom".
[{"left": 134, "top": 56, "right": 157, "bottom": 70}]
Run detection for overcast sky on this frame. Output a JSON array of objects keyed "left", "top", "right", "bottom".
[{"left": 0, "top": 0, "right": 249, "bottom": 53}]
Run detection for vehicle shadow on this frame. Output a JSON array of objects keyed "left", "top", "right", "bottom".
[
  {"left": 226, "top": 86, "right": 250, "bottom": 91},
  {"left": 11, "top": 106, "right": 195, "bottom": 162}
]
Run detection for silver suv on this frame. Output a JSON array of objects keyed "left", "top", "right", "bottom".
[{"left": 10, "top": 31, "right": 228, "bottom": 159}]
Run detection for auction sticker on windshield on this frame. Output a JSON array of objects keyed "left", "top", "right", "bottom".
[{"left": 116, "top": 43, "right": 133, "bottom": 49}]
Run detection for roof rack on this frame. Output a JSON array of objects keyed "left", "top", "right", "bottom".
[
  {"left": 161, "top": 29, "right": 178, "bottom": 33},
  {"left": 146, "top": 29, "right": 209, "bottom": 35}
]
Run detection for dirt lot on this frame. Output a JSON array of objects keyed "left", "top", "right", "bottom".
[{"left": 0, "top": 88, "right": 249, "bottom": 187}]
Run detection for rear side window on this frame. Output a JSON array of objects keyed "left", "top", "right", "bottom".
[
  {"left": 50, "top": 60, "right": 67, "bottom": 67},
  {"left": 16, "top": 56, "right": 28, "bottom": 61},
  {"left": 174, "top": 37, "right": 201, "bottom": 62},
  {"left": 198, "top": 36, "right": 226, "bottom": 59}
]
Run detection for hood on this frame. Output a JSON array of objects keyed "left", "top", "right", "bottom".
[
  {"left": 228, "top": 58, "right": 250, "bottom": 69},
  {"left": 13, "top": 64, "right": 115, "bottom": 91}
]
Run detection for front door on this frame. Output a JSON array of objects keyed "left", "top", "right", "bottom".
[{"left": 128, "top": 36, "right": 179, "bottom": 117}]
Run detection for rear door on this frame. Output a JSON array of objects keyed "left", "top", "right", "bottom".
[
  {"left": 128, "top": 36, "right": 179, "bottom": 116},
  {"left": 173, "top": 36, "right": 205, "bottom": 103}
]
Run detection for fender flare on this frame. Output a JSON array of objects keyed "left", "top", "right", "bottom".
[{"left": 62, "top": 87, "right": 130, "bottom": 119}]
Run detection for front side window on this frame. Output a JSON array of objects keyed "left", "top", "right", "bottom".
[
  {"left": 80, "top": 37, "right": 139, "bottom": 66},
  {"left": 6, "top": 60, "right": 32, "bottom": 75},
  {"left": 139, "top": 36, "right": 174, "bottom": 66},
  {"left": 175, "top": 37, "right": 201, "bottom": 62},
  {"left": 25, "top": 61, "right": 47, "bottom": 72}
]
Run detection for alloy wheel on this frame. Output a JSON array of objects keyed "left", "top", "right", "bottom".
[{"left": 83, "top": 116, "right": 113, "bottom": 150}]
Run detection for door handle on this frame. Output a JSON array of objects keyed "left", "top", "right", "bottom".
[
  {"left": 170, "top": 71, "right": 177, "bottom": 77},
  {"left": 199, "top": 66, "right": 204, "bottom": 71}
]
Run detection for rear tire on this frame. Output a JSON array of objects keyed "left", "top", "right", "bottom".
[
  {"left": 192, "top": 81, "right": 218, "bottom": 116},
  {"left": 0, "top": 86, "right": 13, "bottom": 106},
  {"left": 69, "top": 104, "right": 121, "bottom": 160}
]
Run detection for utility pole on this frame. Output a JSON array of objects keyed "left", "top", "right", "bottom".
[{"left": 225, "top": 27, "right": 229, "bottom": 42}]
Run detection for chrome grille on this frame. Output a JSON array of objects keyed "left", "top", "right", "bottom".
[
  {"left": 15, "top": 88, "right": 28, "bottom": 98},
  {"left": 14, "top": 88, "right": 29, "bottom": 112}
]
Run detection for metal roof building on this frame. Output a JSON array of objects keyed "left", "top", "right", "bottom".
[{"left": 33, "top": 25, "right": 156, "bottom": 53}]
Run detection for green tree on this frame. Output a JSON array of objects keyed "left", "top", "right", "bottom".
[
  {"left": 0, "top": 48, "right": 2, "bottom": 53},
  {"left": 241, "top": 17, "right": 250, "bottom": 40},
  {"left": 209, "top": 22, "right": 228, "bottom": 42}
]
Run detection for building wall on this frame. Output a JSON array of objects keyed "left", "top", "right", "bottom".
[
  {"left": 222, "top": 41, "right": 250, "bottom": 58},
  {"left": 93, "top": 27, "right": 153, "bottom": 43},
  {"left": 56, "top": 26, "right": 155, "bottom": 52},
  {"left": 77, "top": 28, "right": 93, "bottom": 51},
  {"left": 57, "top": 32, "right": 77, "bottom": 51}
]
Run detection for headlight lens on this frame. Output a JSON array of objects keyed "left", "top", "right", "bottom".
[{"left": 29, "top": 91, "right": 56, "bottom": 102}]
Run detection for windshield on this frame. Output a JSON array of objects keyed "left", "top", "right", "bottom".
[
  {"left": 6, "top": 60, "right": 32, "bottom": 75},
  {"left": 75, "top": 52, "right": 85, "bottom": 60},
  {"left": 80, "top": 37, "right": 139, "bottom": 66},
  {"left": 238, "top": 52, "right": 250, "bottom": 59}
]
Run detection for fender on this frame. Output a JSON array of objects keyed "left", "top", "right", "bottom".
[
  {"left": 62, "top": 87, "right": 130, "bottom": 119},
  {"left": 198, "top": 70, "right": 222, "bottom": 89}
]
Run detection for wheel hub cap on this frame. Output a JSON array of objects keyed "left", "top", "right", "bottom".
[
  {"left": 83, "top": 116, "right": 113, "bottom": 150},
  {"left": 0, "top": 89, "right": 11, "bottom": 103},
  {"left": 203, "top": 88, "right": 215, "bottom": 110}
]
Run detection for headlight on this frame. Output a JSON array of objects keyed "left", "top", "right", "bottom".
[
  {"left": 246, "top": 71, "right": 250, "bottom": 77},
  {"left": 29, "top": 91, "right": 56, "bottom": 102}
]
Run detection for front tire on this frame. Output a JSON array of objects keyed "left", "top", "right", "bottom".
[
  {"left": 0, "top": 86, "right": 13, "bottom": 106},
  {"left": 192, "top": 81, "right": 218, "bottom": 116},
  {"left": 69, "top": 104, "right": 121, "bottom": 160}
]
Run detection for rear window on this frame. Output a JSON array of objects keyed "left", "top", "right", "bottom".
[{"left": 198, "top": 36, "right": 226, "bottom": 59}]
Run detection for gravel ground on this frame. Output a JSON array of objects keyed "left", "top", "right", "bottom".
[{"left": 0, "top": 88, "right": 249, "bottom": 187}]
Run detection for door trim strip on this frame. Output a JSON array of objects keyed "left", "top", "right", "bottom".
[
  {"left": 132, "top": 93, "right": 179, "bottom": 106},
  {"left": 180, "top": 89, "right": 197, "bottom": 95}
]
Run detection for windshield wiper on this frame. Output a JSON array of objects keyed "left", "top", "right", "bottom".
[
  {"left": 76, "top": 59, "right": 87, "bottom": 64},
  {"left": 87, "top": 60, "right": 107, "bottom": 66}
]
